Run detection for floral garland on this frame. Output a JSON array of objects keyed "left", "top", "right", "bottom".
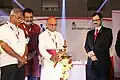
[{"left": 60, "top": 58, "right": 73, "bottom": 80}]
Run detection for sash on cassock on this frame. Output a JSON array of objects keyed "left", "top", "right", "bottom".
[{"left": 46, "top": 49, "right": 56, "bottom": 55}]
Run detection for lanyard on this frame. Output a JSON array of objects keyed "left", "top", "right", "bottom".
[
  {"left": 23, "top": 24, "right": 32, "bottom": 35},
  {"left": 10, "top": 26, "right": 19, "bottom": 42},
  {"left": 47, "top": 31, "right": 58, "bottom": 49}
]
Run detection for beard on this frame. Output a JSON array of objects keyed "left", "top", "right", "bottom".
[{"left": 25, "top": 20, "right": 33, "bottom": 25}]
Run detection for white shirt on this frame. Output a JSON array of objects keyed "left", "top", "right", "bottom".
[{"left": 0, "top": 21, "right": 27, "bottom": 67}]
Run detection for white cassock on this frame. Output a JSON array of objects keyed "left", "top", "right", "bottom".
[{"left": 39, "top": 29, "right": 64, "bottom": 80}]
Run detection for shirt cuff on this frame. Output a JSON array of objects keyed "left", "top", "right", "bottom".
[{"left": 88, "top": 51, "right": 95, "bottom": 57}]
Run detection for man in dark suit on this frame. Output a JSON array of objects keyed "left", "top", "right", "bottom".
[{"left": 84, "top": 12, "right": 113, "bottom": 80}]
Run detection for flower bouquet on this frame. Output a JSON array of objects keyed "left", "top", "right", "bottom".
[{"left": 60, "top": 57, "right": 72, "bottom": 80}]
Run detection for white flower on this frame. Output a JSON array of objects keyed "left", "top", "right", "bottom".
[{"left": 60, "top": 58, "right": 73, "bottom": 80}]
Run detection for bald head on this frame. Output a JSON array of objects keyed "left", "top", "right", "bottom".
[
  {"left": 47, "top": 16, "right": 56, "bottom": 22},
  {"left": 47, "top": 16, "right": 57, "bottom": 32}
]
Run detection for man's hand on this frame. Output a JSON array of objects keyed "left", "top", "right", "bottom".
[
  {"left": 20, "top": 56, "right": 27, "bottom": 63},
  {"left": 87, "top": 51, "right": 95, "bottom": 58},
  {"left": 17, "top": 56, "right": 27, "bottom": 68},
  {"left": 50, "top": 53, "right": 59, "bottom": 63},
  {"left": 91, "top": 55, "right": 98, "bottom": 61},
  {"left": 50, "top": 50, "right": 64, "bottom": 62},
  {"left": 27, "top": 51, "right": 36, "bottom": 60}
]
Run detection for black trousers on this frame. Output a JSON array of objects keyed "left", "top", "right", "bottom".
[
  {"left": 1, "top": 64, "right": 25, "bottom": 80},
  {"left": 86, "top": 61, "right": 111, "bottom": 80}
]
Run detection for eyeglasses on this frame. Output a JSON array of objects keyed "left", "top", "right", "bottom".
[
  {"left": 48, "top": 24, "right": 57, "bottom": 26},
  {"left": 92, "top": 19, "right": 101, "bottom": 22},
  {"left": 13, "top": 15, "right": 23, "bottom": 21}
]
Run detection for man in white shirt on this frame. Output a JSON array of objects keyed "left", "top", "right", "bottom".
[
  {"left": 39, "top": 16, "right": 64, "bottom": 80},
  {"left": 0, "top": 8, "right": 28, "bottom": 80}
]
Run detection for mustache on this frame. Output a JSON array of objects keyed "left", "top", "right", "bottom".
[
  {"left": 94, "top": 23, "right": 97, "bottom": 24},
  {"left": 26, "top": 20, "right": 32, "bottom": 22}
]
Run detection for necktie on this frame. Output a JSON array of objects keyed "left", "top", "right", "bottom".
[{"left": 94, "top": 29, "right": 98, "bottom": 40}]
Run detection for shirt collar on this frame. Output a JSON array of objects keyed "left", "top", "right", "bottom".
[
  {"left": 7, "top": 21, "right": 19, "bottom": 30},
  {"left": 7, "top": 21, "right": 16, "bottom": 27},
  {"left": 95, "top": 26, "right": 102, "bottom": 31}
]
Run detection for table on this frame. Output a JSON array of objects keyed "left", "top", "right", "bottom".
[{"left": 68, "top": 61, "right": 86, "bottom": 80}]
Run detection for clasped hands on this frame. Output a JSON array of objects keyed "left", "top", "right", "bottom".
[
  {"left": 87, "top": 51, "right": 98, "bottom": 61},
  {"left": 17, "top": 55, "right": 27, "bottom": 68},
  {"left": 50, "top": 50, "right": 65, "bottom": 67}
]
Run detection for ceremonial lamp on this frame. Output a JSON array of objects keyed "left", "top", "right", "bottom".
[
  {"left": 60, "top": 40, "right": 72, "bottom": 80},
  {"left": 61, "top": 40, "right": 71, "bottom": 59}
]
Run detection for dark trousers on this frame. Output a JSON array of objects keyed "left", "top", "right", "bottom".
[
  {"left": 1, "top": 64, "right": 25, "bottom": 80},
  {"left": 28, "top": 76, "right": 38, "bottom": 80},
  {"left": 86, "top": 61, "right": 110, "bottom": 80},
  {"left": 86, "top": 64, "right": 95, "bottom": 80}
]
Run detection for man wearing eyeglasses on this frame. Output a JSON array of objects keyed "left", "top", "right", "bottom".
[
  {"left": 38, "top": 16, "right": 64, "bottom": 80},
  {"left": 0, "top": 8, "right": 28, "bottom": 80},
  {"left": 84, "top": 13, "right": 113, "bottom": 80}
]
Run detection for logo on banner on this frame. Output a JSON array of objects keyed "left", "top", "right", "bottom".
[{"left": 71, "top": 22, "right": 93, "bottom": 30}]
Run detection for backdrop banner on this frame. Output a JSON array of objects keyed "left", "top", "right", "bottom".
[
  {"left": 112, "top": 10, "right": 120, "bottom": 78},
  {"left": 34, "top": 17, "right": 112, "bottom": 61},
  {"left": 0, "top": 16, "right": 114, "bottom": 78}
]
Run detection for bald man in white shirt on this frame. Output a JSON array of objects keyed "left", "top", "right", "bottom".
[{"left": 39, "top": 16, "right": 64, "bottom": 80}]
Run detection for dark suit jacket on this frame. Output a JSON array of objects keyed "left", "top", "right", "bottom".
[{"left": 84, "top": 26, "right": 113, "bottom": 69}]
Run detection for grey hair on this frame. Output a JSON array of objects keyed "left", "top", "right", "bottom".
[{"left": 10, "top": 8, "right": 22, "bottom": 16}]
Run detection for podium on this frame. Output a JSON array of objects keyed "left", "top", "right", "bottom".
[{"left": 68, "top": 61, "right": 86, "bottom": 80}]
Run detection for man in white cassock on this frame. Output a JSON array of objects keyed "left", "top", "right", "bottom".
[{"left": 39, "top": 16, "right": 64, "bottom": 80}]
